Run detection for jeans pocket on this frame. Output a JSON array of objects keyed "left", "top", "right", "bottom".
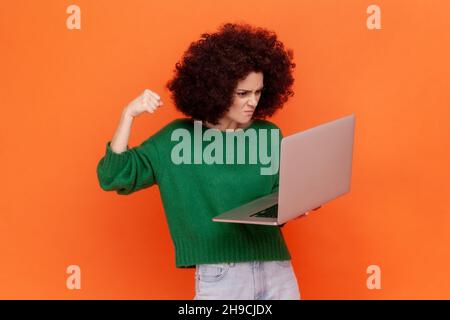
[{"left": 198, "top": 263, "right": 230, "bottom": 283}]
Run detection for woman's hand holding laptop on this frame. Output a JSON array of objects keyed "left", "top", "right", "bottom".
[{"left": 296, "top": 206, "right": 321, "bottom": 219}]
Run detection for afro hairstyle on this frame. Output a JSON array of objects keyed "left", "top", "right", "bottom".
[{"left": 166, "top": 22, "right": 296, "bottom": 125}]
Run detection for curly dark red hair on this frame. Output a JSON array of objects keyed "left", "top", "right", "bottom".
[{"left": 166, "top": 22, "right": 296, "bottom": 125}]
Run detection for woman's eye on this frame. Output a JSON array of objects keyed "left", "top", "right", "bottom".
[
  {"left": 237, "top": 90, "right": 262, "bottom": 97},
  {"left": 238, "top": 91, "right": 261, "bottom": 96}
]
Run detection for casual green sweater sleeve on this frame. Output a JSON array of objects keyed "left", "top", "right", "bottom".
[{"left": 96, "top": 137, "right": 160, "bottom": 195}]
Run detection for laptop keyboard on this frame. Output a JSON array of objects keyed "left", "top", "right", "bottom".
[{"left": 250, "top": 204, "right": 278, "bottom": 218}]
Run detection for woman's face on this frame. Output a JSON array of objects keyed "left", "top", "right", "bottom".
[{"left": 223, "top": 71, "right": 264, "bottom": 125}]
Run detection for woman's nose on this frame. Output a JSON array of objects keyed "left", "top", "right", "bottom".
[{"left": 248, "top": 95, "right": 258, "bottom": 106}]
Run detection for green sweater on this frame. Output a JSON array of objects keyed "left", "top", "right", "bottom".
[{"left": 96, "top": 118, "right": 291, "bottom": 268}]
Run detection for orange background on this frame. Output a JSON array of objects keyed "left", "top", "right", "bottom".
[{"left": 1, "top": 0, "right": 449, "bottom": 299}]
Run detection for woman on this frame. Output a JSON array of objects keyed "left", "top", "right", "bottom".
[{"left": 97, "top": 22, "right": 316, "bottom": 300}]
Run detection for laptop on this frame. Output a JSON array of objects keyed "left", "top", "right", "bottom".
[{"left": 212, "top": 114, "right": 355, "bottom": 226}]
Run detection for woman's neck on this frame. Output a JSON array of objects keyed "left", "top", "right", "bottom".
[{"left": 204, "top": 118, "right": 254, "bottom": 131}]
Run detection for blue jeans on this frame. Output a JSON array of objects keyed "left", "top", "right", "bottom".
[{"left": 194, "top": 260, "right": 301, "bottom": 300}]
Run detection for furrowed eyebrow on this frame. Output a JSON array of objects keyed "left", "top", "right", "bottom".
[{"left": 237, "top": 86, "right": 264, "bottom": 92}]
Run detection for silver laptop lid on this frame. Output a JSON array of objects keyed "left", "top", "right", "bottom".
[{"left": 277, "top": 114, "right": 355, "bottom": 224}]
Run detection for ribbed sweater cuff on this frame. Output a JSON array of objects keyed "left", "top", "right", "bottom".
[{"left": 102, "top": 141, "right": 131, "bottom": 174}]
